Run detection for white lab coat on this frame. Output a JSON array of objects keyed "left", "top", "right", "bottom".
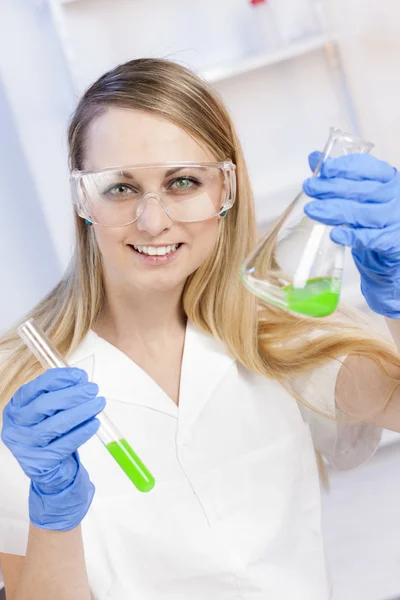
[{"left": 0, "top": 321, "right": 381, "bottom": 599}]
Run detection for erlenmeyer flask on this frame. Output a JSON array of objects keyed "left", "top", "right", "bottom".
[{"left": 241, "top": 127, "right": 373, "bottom": 318}]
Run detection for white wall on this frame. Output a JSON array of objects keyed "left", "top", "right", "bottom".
[
  {"left": 327, "top": 0, "right": 400, "bottom": 165},
  {"left": 0, "top": 0, "right": 77, "bottom": 272},
  {"left": 0, "top": 75, "right": 60, "bottom": 334}
]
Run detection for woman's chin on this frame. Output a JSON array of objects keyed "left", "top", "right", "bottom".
[{"left": 126, "top": 273, "right": 188, "bottom": 295}]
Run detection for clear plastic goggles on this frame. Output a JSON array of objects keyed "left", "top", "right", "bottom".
[{"left": 70, "top": 161, "right": 237, "bottom": 227}]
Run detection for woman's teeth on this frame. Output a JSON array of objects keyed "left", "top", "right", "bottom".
[{"left": 132, "top": 244, "right": 180, "bottom": 256}]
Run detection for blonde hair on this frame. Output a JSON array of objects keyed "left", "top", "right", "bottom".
[{"left": 1, "top": 58, "right": 400, "bottom": 430}]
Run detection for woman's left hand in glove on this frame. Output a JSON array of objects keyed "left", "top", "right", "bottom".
[{"left": 303, "top": 152, "right": 400, "bottom": 318}]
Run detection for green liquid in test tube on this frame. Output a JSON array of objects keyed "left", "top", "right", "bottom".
[
  {"left": 17, "top": 319, "right": 155, "bottom": 493},
  {"left": 106, "top": 439, "right": 154, "bottom": 492}
]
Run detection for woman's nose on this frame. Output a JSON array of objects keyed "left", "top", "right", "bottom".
[{"left": 135, "top": 195, "right": 172, "bottom": 236}]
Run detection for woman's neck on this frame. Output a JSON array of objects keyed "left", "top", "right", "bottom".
[{"left": 93, "top": 281, "right": 187, "bottom": 348}]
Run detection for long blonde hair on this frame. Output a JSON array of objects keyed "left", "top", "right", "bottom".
[{"left": 1, "top": 58, "right": 399, "bottom": 425}]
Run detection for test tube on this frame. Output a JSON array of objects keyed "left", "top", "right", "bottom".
[{"left": 18, "top": 319, "right": 155, "bottom": 493}]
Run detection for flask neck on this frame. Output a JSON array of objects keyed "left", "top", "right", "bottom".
[{"left": 314, "top": 127, "right": 374, "bottom": 176}]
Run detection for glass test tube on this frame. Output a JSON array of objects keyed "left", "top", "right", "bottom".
[{"left": 18, "top": 319, "right": 155, "bottom": 493}]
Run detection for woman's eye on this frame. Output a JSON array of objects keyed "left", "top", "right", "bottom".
[
  {"left": 169, "top": 177, "right": 200, "bottom": 192},
  {"left": 104, "top": 184, "right": 136, "bottom": 198}
]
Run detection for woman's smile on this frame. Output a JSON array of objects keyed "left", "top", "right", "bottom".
[{"left": 128, "top": 241, "right": 185, "bottom": 265}]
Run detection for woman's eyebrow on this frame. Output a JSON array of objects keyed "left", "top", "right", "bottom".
[
  {"left": 165, "top": 167, "right": 186, "bottom": 177},
  {"left": 119, "top": 167, "right": 189, "bottom": 180},
  {"left": 119, "top": 170, "right": 135, "bottom": 180}
]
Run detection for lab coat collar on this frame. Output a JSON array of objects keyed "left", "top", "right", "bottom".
[
  {"left": 68, "top": 320, "right": 236, "bottom": 426},
  {"left": 178, "top": 321, "right": 237, "bottom": 433}
]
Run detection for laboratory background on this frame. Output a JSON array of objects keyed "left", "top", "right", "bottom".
[{"left": 1, "top": 0, "right": 400, "bottom": 598}]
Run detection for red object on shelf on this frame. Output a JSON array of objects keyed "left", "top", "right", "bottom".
[{"left": 250, "top": 0, "right": 266, "bottom": 5}]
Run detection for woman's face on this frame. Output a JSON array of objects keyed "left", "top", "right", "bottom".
[{"left": 83, "top": 107, "right": 222, "bottom": 294}]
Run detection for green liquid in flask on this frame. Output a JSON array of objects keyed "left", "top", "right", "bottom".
[
  {"left": 106, "top": 438, "right": 155, "bottom": 493},
  {"left": 283, "top": 277, "right": 340, "bottom": 318}
]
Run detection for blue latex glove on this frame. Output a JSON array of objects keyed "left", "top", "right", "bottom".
[
  {"left": 303, "top": 152, "right": 400, "bottom": 318},
  {"left": 1, "top": 367, "right": 106, "bottom": 530}
]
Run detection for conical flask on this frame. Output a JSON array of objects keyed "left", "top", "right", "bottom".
[{"left": 241, "top": 127, "right": 373, "bottom": 318}]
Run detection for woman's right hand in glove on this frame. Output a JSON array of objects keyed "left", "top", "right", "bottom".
[{"left": 1, "top": 367, "right": 106, "bottom": 531}]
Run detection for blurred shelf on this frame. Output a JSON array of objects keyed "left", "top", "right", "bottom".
[{"left": 201, "top": 33, "right": 338, "bottom": 84}]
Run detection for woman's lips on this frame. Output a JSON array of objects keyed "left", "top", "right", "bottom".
[{"left": 128, "top": 243, "right": 184, "bottom": 265}]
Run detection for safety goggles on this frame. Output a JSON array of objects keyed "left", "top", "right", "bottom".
[{"left": 70, "top": 161, "right": 237, "bottom": 227}]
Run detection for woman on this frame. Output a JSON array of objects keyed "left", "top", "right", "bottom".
[{"left": 1, "top": 58, "right": 400, "bottom": 600}]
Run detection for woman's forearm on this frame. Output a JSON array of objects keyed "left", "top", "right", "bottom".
[{"left": 14, "top": 523, "right": 91, "bottom": 600}]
